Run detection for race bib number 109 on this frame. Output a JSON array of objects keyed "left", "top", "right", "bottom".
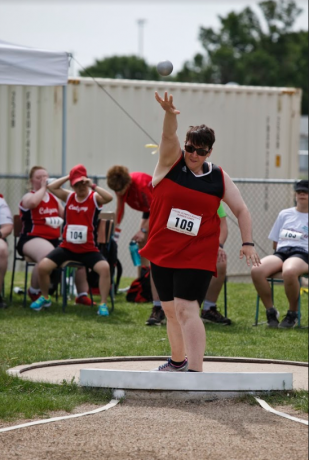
[
  {"left": 167, "top": 208, "right": 201, "bottom": 236},
  {"left": 67, "top": 225, "right": 87, "bottom": 244}
]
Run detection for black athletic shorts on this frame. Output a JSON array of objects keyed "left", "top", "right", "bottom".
[
  {"left": 17, "top": 235, "right": 59, "bottom": 257},
  {"left": 151, "top": 262, "right": 214, "bottom": 306},
  {"left": 46, "top": 247, "right": 106, "bottom": 270},
  {"left": 274, "top": 246, "right": 308, "bottom": 265}
]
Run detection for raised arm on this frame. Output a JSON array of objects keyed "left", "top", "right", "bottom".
[
  {"left": 21, "top": 176, "right": 48, "bottom": 209},
  {"left": 47, "top": 175, "right": 71, "bottom": 202},
  {"left": 82, "top": 178, "right": 113, "bottom": 206},
  {"left": 153, "top": 91, "right": 182, "bottom": 186},
  {"left": 222, "top": 172, "right": 260, "bottom": 267}
]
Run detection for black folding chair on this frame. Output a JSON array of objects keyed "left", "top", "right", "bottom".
[
  {"left": 97, "top": 211, "right": 116, "bottom": 313},
  {"left": 61, "top": 211, "right": 116, "bottom": 313},
  {"left": 254, "top": 271, "right": 307, "bottom": 327},
  {"left": 9, "top": 215, "right": 36, "bottom": 307}
]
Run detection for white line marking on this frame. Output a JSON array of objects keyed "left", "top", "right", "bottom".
[
  {"left": 0, "top": 399, "right": 120, "bottom": 433},
  {"left": 255, "top": 397, "right": 308, "bottom": 425}
]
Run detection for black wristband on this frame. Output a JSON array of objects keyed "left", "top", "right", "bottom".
[
  {"left": 242, "top": 242, "right": 255, "bottom": 246},
  {"left": 219, "top": 244, "right": 224, "bottom": 249}
]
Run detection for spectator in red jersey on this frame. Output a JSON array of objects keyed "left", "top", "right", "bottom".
[
  {"left": 0, "top": 194, "right": 13, "bottom": 308},
  {"left": 140, "top": 91, "right": 260, "bottom": 373},
  {"left": 18, "top": 166, "right": 93, "bottom": 306},
  {"left": 30, "top": 164, "right": 113, "bottom": 317},
  {"left": 107, "top": 166, "right": 164, "bottom": 326}
]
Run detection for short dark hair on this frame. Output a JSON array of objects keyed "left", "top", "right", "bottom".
[
  {"left": 185, "top": 125, "right": 215, "bottom": 149},
  {"left": 294, "top": 179, "right": 308, "bottom": 193}
]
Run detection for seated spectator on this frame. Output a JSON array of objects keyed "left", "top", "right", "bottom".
[
  {"left": 31, "top": 164, "right": 113, "bottom": 316},
  {"left": 0, "top": 194, "right": 13, "bottom": 308},
  {"left": 106, "top": 165, "right": 163, "bottom": 325},
  {"left": 201, "top": 202, "right": 231, "bottom": 325},
  {"left": 19, "top": 166, "right": 93, "bottom": 306},
  {"left": 251, "top": 179, "right": 308, "bottom": 328}
]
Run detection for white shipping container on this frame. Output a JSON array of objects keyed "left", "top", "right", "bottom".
[
  {"left": 0, "top": 80, "right": 303, "bottom": 279},
  {"left": 0, "top": 78, "right": 302, "bottom": 179}
]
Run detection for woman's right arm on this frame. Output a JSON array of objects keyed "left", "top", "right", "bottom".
[
  {"left": 21, "top": 181, "right": 47, "bottom": 209},
  {"left": 47, "top": 175, "right": 71, "bottom": 202},
  {"left": 153, "top": 92, "right": 182, "bottom": 186}
]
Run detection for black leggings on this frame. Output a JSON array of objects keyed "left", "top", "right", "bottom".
[{"left": 151, "top": 262, "right": 213, "bottom": 306}]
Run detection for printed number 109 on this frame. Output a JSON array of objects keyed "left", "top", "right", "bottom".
[{"left": 175, "top": 217, "right": 193, "bottom": 232}]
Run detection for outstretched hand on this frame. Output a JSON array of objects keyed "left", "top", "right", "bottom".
[
  {"left": 239, "top": 246, "right": 261, "bottom": 267},
  {"left": 155, "top": 91, "right": 180, "bottom": 115}
]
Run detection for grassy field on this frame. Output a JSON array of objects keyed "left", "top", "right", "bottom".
[{"left": 0, "top": 273, "right": 308, "bottom": 420}]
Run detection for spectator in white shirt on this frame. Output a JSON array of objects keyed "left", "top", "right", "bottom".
[{"left": 251, "top": 180, "right": 308, "bottom": 328}]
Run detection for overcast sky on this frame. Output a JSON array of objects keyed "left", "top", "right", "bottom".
[{"left": 0, "top": 0, "right": 308, "bottom": 76}]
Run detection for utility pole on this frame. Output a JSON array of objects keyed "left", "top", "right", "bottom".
[{"left": 137, "top": 19, "right": 146, "bottom": 57}]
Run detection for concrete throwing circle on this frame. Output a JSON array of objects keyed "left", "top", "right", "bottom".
[{"left": 7, "top": 357, "right": 308, "bottom": 399}]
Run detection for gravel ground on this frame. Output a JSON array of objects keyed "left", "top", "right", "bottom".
[{"left": 0, "top": 399, "right": 308, "bottom": 460}]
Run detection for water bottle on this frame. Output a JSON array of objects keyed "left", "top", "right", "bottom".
[{"left": 129, "top": 240, "right": 141, "bottom": 267}]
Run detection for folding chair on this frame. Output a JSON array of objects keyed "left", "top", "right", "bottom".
[
  {"left": 254, "top": 271, "right": 307, "bottom": 327},
  {"left": 61, "top": 211, "right": 116, "bottom": 313},
  {"left": 97, "top": 211, "right": 116, "bottom": 313},
  {"left": 61, "top": 261, "right": 94, "bottom": 313},
  {"left": 223, "top": 276, "right": 228, "bottom": 318},
  {"left": 9, "top": 215, "right": 36, "bottom": 308}
]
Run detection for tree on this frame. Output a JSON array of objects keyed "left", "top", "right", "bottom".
[
  {"left": 79, "top": 55, "right": 163, "bottom": 81},
  {"left": 175, "top": 0, "right": 308, "bottom": 114}
]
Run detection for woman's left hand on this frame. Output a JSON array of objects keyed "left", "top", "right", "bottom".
[{"left": 239, "top": 246, "right": 261, "bottom": 267}]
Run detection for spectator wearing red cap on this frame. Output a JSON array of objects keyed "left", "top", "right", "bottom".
[
  {"left": 18, "top": 165, "right": 93, "bottom": 306},
  {"left": 252, "top": 179, "right": 308, "bottom": 328},
  {"left": 30, "top": 164, "right": 114, "bottom": 316}
]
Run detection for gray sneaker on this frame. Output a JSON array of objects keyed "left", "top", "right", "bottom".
[
  {"left": 153, "top": 358, "right": 188, "bottom": 372},
  {"left": 266, "top": 307, "right": 279, "bottom": 328},
  {"left": 278, "top": 310, "right": 298, "bottom": 329}
]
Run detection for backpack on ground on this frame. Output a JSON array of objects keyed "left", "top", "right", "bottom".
[{"left": 126, "top": 266, "right": 152, "bottom": 303}]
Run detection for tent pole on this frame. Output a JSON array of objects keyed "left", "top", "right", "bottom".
[{"left": 61, "top": 85, "right": 67, "bottom": 176}]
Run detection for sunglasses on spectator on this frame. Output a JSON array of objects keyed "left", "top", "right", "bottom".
[{"left": 184, "top": 144, "right": 211, "bottom": 156}]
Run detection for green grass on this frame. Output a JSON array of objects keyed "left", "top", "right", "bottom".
[
  {"left": 0, "top": 273, "right": 308, "bottom": 420},
  {"left": 0, "top": 369, "right": 112, "bottom": 420}
]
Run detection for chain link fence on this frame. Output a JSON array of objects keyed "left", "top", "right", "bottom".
[{"left": 0, "top": 175, "right": 302, "bottom": 282}]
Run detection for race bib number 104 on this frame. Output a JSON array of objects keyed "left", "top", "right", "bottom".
[
  {"left": 67, "top": 225, "right": 87, "bottom": 244},
  {"left": 167, "top": 208, "right": 202, "bottom": 236}
]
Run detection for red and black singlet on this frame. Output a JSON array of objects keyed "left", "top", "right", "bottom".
[
  {"left": 19, "top": 192, "right": 61, "bottom": 240},
  {"left": 140, "top": 155, "right": 225, "bottom": 272},
  {"left": 61, "top": 191, "right": 102, "bottom": 253}
]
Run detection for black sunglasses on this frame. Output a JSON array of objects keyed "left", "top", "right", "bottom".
[{"left": 184, "top": 144, "right": 211, "bottom": 156}]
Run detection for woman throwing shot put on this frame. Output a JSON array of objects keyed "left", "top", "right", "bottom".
[{"left": 140, "top": 92, "right": 260, "bottom": 372}]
